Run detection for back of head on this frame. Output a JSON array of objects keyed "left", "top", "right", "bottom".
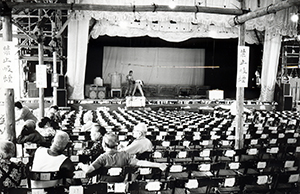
[
  {"left": 102, "top": 132, "right": 119, "bottom": 149},
  {"left": 134, "top": 123, "right": 147, "bottom": 135},
  {"left": 22, "top": 119, "right": 36, "bottom": 135},
  {"left": 0, "top": 141, "right": 15, "bottom": 159},
  {"left": 50, "top": 130, "right": 70, "bottom": 153},
  {"left": 25, "top": 119, "right": 36, "bottom": 130},
  {"left": 15, "top": 101, "right": 23, "bottom": 109},
  {"left": 50, "top": 105, "right": 59, "bottom": 112}
]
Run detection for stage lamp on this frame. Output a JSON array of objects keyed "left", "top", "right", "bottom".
[
  {"left": 169, "top": 0, "right": 177, "bottom": 9},
  {"left": 291, "top": 13, "right": 299, "bottom": 23}
]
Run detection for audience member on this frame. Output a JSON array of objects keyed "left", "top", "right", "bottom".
[
  {"left": 47, "top": 105, "right": 62, "bottom": 124},
  {"left": 36, "top": 117, "right": 59, "bottom": 137},
  {"left": 81, "top": 111, "right": 94, "bottom": 132},
  {"left": 77, "top": 132, "right": 166, "bottom": 182},
  {"left": 30, "top": 130, "right": 75, "bottom": 188},
  {"left": 80, "top": 124, "right": 107, "bottom": 160},
  {"left": 15, "top": 101, "right": 38, "bottom": 123},
  {"left": 16, "top": 119, "right": 45, "bottom": 145},
  {"left": 119, "top": 123, "right": 153, "bottom": 155},
  {"left": 0, "top": 141, "right": 26, "bottom": 189}
]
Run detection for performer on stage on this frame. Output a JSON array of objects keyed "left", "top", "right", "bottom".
[
  {"left": 132, "top": 79, "right": 144, "bottom": 96},
  {"left": 124, "top": 70, "right": 135, "bottom": 96}
]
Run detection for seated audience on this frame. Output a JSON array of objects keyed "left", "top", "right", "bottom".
[
  {"left": 0, "top": 140, "right": 26, "bottom": 189},
  {"left": 81, "top": 111, "right": 94, "bottom": 132},
  {"left": 30, "top": 130, "right": 75, "bottom": 188},
  {"left": 77, "top": 132, "right": 166, "bottom": 182},
  {"left": 119, "top": 123, "right": 153, "bottom": 155},
  {"left": 15, "top": 101, "right": 38, "bottom": 123},
  {"left": 16, "top": 119, "right": 45, "bottom": 145},
  {"left": 80, "top": 124, "right": 107, "bottom": 160},
  {"left": 36, "top": 117, "right": 59, "bottom": 137},
  {"left": 47, "top": 105, "right": 62, "bottom": 124}
]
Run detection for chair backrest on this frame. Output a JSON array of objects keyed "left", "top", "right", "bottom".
[{"left": 92, "top": 166, "right": 136, "bottom": 183}]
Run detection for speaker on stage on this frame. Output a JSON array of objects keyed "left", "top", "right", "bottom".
[
  {"left": 58, "top": 75, "right": 66, "bottom": 89},
  {"left": 283, "top": 83, "right": 290, "bottom": 95},
  {"left": 57, "top": 89, "right": 67, "bottom": 107},
  {"left": 284, "top": 95, "right": 292, "bottom": 110}
]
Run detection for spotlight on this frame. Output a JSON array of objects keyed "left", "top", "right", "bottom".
[
  {"left": 169, "top": 0, "right": 177, "bottom": 9},
  {"left": 291, "top": 13, "right": 299, "bottom": 23}
]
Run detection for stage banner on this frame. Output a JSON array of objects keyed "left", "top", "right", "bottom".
[
  {"left": 0, "top": 41, "right": 18, "bottom": 89},
  {"left": 36, "top": 65, "right": 47, "bottom": 88},
  {"left": 236, "top": 46, "right": 249, "bottom": 88}
]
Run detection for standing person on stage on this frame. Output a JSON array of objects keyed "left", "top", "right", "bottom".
[
  {"left": 124, "top": 70, "right": 135, "bottom": 97},
  {"left": 15, "top": 101, "right": 38, "bottom": 123},
  {"left": 118, "top": 123, "right": 152, "bottom": 156},
  {"left": 132, "top": 79, "right": 144, "bottom": 96}
]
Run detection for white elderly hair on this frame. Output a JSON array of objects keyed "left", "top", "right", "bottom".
[
  {"left": 134, "top": 123, "right": 147, "bottom": 136},
  {"left": 50, "top": 130, "right": 70, "bottom": 153},
  {"left": 0, "top": 140, "right": 15, "bottom": 159}
]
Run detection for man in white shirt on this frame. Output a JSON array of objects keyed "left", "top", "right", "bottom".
[{"left": 119, "top": 123, "right": 152, "bottom": 155}]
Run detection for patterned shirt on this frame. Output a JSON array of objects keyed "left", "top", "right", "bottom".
[{"left": 0, "top": 159, "right": 26, "bottom": 189}]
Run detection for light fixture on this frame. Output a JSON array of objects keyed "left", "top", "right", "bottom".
[
  {"left": 169, "top": 0, "right": 177, "bottom": 9},
  {"left": 291, "top": 13, "right": 299, "bottom": 23}
]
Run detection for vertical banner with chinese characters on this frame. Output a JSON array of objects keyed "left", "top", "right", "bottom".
[
  {"left": 236, "top": 46, "right": 249, "bottom": 88},
  {"left": 0, "top": 41, "right": 18, "bottom": 89},
  {"left": 36, "top": 65, "right": 47, "bottom": 88}
]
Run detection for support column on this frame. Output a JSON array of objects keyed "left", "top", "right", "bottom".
[
  {"left": 2, "top": 12, "right": 16, "bottom": 142},
  {"left": 235, "top": 1, "right": 246, "bottom": 150},
  {"left": 38, "top": 9, "right": 45, "bottom": 120}
]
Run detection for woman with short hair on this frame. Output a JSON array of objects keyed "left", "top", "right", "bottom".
[{"left": 0, "top": 141, "right": 26, "bottom": 189}]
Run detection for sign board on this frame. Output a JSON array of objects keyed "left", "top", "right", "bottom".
[
  {"left": 236, "top": 46, "right": 249, "bottom": 87},
  {"left": 36, "top": 65, "right": 47, "bottom": 88},
  {"left": 0, "top": 41, "right": 18, "bottom": 88}
]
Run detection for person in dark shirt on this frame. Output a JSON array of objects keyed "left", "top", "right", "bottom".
[{"left": 16, "top": 119, "right": 45, "bottom": 145}]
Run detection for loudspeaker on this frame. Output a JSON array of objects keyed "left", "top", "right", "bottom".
[
  {"left": 284, "top": 95, "right": 292, "bottom": 110},
  {"left": 57, "top": 89, "right": 67, "bottom": 107},
  {"left": 58, "top": 75, "right": 65, "bottom": 89},
  {"left": 283, "top": 83, "right": 290, "bottom": 95},
  {"left": 85, "top": 84, "right": 106, "bottom": 99}
]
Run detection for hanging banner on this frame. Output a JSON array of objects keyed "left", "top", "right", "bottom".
[
  {"left": 36, "top": 65, "right": 47, "bottom": 88},
  {"left": 0, "top": 41, "right": 18, "bottom": 89},
  {"left": 236, "top": 46, "right": 249, "bottom": 87}
]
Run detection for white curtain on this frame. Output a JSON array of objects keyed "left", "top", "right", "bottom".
[
  {"left": 259, "top": 30, "right": 282, "bottom": 102},
  {"left": 66, "top": 16, "right": 89, "bottom": 100},
  {"left": 102, "top": 47, "right": 205, "bottom": 86}
]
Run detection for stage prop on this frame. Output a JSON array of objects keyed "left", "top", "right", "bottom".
[
  {"left": 208, "top": 90, "right": 224, "bottom": 100},
  {"left": 126, "top": 96, "right": 146, "bottom": 107}
]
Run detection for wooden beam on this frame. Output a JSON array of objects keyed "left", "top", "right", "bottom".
[
  {"left": 4, "top": 2, "right": 244, "bottom": 15},
  {"left": 229, "top": 0, "right": 300, "bottom": 26}
]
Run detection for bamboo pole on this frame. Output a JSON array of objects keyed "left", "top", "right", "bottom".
[
  {"left": 38, "top": 8, "right": 45, "bottom": 120},
  {"left": 4, "top": 2, "right": 243, "bottom": 15},
  {"left": 229, "top": 0, "right": 300, "bottom": 26},
  {"left": 2, "top": 13, "right": 16, "bottom": 143},
  {"left": 235, "top": 0, "right": 246, "bottom": 150}
]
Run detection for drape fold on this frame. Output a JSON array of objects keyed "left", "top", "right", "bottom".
[
  {"left": 259, "top": 30, "right": 282, "bottom": 102},
  {"left": 66, "top": 16, "right": 89, "bottom": 100}
]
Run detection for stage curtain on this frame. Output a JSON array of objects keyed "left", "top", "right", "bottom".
[
  {"left": 102, "top": 47, "right": 205, "bottom": 86},
  {"left": 66, "top": 16, "right": 89, "bottom": 100},
  {"left": 259, "top": 30, "right": 281, "bottom": 102}
]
